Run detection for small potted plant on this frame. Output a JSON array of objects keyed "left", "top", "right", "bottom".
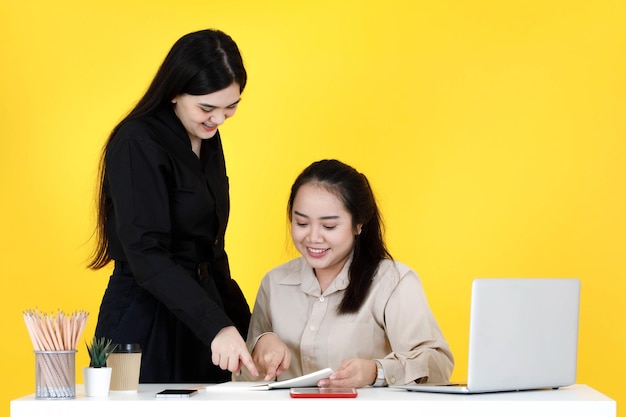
[{"left": 83, "top": 336, "right": 117, "bottom": 397}]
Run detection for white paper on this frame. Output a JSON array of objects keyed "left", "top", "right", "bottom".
[{"left": 206, "top": 368, "right": 334, "bottom": 391}]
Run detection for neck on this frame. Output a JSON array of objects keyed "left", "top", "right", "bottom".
[
  {"left": 316, "top": 274, "right": 335, "bottom": 293},
  {"left": 314, "top": 261, "right": 347, "bottom": 293},
  {"left": 190, "top": 137, "right": 201, "bottom": 158}
]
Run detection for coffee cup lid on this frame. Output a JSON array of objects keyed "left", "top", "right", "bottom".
[{"left": 113, "top": 343, "right": 141, "bottom": 353}]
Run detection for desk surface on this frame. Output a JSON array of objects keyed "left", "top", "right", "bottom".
[{"left": 11, "top": 383, "right": 616, "bottom": 417}]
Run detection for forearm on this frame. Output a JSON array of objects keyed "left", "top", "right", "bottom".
[{"left": 378, "top": 346, "right": 454, "bottom": 385}]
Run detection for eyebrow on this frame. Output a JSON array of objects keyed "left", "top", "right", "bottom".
[
  {"left": 293, "top": 210, "right": 340, "bottom": 220},
  {"left": 198, "top": 98, "right": 241, "bottom": 108}
]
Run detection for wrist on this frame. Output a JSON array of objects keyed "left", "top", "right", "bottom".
[{"left": 372, "top": 360, "right": 387, "bottom": 387}]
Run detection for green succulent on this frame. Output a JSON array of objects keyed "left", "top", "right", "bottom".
[{"left": 85, "top": 336, "right": 117, "bottom": 368}]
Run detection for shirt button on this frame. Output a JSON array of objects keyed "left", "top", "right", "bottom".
[
  {"left": 390, "top": 377, "right": 396, "bottom": 384},
  {"left": 214, "top": 238, "right": 219, "bottom": 245},
  {"left": 319, "top": 296, "right": 325, "bottom": 302},
  {"left": 310, "top": 326, "right": 316, "bottom": 331}
]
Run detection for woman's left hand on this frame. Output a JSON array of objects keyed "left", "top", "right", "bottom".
[
  {"left": 251, "top": 333, "right": 291, "bottom": 381},
  {"left": 317, "top": 358, "right": 377, "bottom": 388}
]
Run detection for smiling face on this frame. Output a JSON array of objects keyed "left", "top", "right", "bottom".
[
  {"left": 291, "top": 182, "right": 362, "bottom": 284},
  {"left": 172, "top": 83, "right": 241, "bottom": 145}
]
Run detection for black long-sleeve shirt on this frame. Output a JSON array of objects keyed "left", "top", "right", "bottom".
[{"left": 103, "top": 105, "right": 242, "bottom": 346}]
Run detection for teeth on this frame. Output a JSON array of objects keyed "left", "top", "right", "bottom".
[{"left": 309, "top": 248, "right": 326, "bottom": 254}]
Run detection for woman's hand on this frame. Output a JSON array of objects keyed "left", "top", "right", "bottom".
[
  {"left": 251, "top": 333, "right": 291, "bottom": 381},
  {"left": 210, "top": 326, "right": 259, "bottom": 377},
  {"left": 318, "top": 358, "right": 377, "bottom": 388}
]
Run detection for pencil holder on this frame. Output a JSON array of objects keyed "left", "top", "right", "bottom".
[{"left": 35, "top": 350, "right": 76, "bottom": 399}]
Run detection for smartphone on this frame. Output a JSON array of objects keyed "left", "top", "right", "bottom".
[
  {"left": 155, "top": 389, "right": 198, "bottom": 398},
  {"left": 289, "top": 388, "right": 358, "bottom": 398}
]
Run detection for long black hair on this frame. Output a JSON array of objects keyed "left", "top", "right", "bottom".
[
  {"left": 288, "top": 159, "right": 393, "bottom": 313},
  {"left": 88, "top": 29, "right": 246, "bottom": 269}
]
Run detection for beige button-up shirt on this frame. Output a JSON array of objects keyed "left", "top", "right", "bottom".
[{"left": 243, "top": 257, "right": 454, "bottom": 385}]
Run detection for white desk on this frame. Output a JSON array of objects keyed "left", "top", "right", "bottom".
[{"left": 10, "top": 383, "right": 616, "bottom": 417}]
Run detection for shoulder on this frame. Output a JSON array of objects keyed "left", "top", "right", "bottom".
[
  {"left": 118, "top": 116, "right": 153, "bottom": 133},
  {"left": 376, "top": 259, "right": 417, "bottom": 279},
  {"left": 372, "top": 259, "right": 422, "bottom": 289},
  {"left": 108, "top": 117, "right": 161, "bottom": 151},
  {"left": 261, "top": 257, "right": 308, "bottom": 286},
  {"left": 108, "top": 113, "right": 189, "bottom": 161},
  {"left": 111, "top": 108, "right": 185, "bottom": 147}
]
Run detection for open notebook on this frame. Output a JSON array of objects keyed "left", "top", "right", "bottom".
[
  {"left": 392, "top": 278, "right": 580, "bottom": 394},
  {"left": 206, "top": 368, "right": 334, "bottom": 391}
]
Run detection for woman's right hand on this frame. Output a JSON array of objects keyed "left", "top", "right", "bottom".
[
  {"left": 251, "top": 333, "right": 291, "bottom": 381},
  {"left": 211, "top": 326, "right": 259, "bottom": 378}
]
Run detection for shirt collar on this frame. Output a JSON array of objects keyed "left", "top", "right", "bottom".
[{"left": 282, "top": 254, "right": 353, "bottom": 297}]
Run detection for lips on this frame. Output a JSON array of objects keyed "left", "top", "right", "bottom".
[{"left": 307, "top": 247, "right": 329, "bottom": 258}]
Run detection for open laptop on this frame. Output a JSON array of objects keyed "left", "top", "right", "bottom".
[{"left": 392, "top": 278, "right": 580, "bottom": 394}]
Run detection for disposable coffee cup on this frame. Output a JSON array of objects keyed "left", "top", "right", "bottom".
[{"left": 108, "top": 343, "right": 141, "bottom": 392}]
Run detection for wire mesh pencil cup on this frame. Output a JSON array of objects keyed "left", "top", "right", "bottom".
[
  {"left": 23, "top": 309, "right": 88, "bottom": 399},
  {"left": 35, "top": 350, "right": 76, "bottom": 399}
]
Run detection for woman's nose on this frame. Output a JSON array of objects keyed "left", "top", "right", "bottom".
[
  {"left": 209, "top": 110, "right": 226, "bottom": 125},
  {"left": 308, "top": 227, "right": 323, "bottom": 242}
]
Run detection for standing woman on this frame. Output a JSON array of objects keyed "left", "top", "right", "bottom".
[{"left": 89, "top": 29, "right": 258, "bottom": 383}]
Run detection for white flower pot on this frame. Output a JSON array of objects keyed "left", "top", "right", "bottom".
[{"left": 83, "top": 367, "right": 112, "bottom": 397}]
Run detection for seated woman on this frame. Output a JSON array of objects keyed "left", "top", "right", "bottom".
[{"left": 242, "top": 159, "right": 454, "bottom": 388}]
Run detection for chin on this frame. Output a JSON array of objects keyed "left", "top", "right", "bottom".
[
  {"left": 201, "top": 132, "right": 218, "bottom": 140},
  {"left": 305, "top": 257, "right": 331, "bottom": 269}
]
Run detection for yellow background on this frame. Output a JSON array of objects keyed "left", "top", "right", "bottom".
[{"left": 1, "top": 0, "right": 624, "bottom": 415}]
